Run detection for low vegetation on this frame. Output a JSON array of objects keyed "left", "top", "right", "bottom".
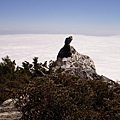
[{"left": 0, "top": 56, "right": 120, "bottom": 120}]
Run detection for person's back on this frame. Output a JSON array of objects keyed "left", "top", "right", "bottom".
[{"left": 57, "top": 36, "right": 73, "bottom": 59}]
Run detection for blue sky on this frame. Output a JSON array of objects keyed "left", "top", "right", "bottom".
[{"left": 0, "top": 0, "right": 120, "bottom": 35}]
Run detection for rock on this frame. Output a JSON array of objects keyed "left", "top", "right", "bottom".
[
  {"left": 0, "top": 99, "right": 22, "bottom": 120},
  {"left": 53, "top": 46, "right": 97, "bottom": 80},
  {"left": 53, "top": 46, "right": 115, "bottom": 82}
]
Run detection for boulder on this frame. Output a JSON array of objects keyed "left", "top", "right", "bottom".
[
  {"left": 0, "top": 99, "right": 22, "bottom": 120},
  {"left": 53, "top": 46, "right": 97, "bottom": 80},
  {"left": 53, "top": 46, "right": 114, "bottom": 82}
]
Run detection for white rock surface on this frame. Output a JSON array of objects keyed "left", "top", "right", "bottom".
[{"left": 54, "top": 46, "right": 98, "bottom": 80}]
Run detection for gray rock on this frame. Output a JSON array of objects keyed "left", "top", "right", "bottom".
[
  {"left": 53, "top": 46, "right": 115, "bottom": 83},
  {"left": 0, "top": 99, "right": 22, "bottom": 120},
  {"left": 53, "top": 46, "right": 98, "bottom": 80}
]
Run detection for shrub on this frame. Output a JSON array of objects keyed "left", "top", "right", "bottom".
[
  {"left": 0, "top": 56, "right": 120, "bottom": 119},
  {"left": 15, "top": 73, "right": 120, "bottom": 120}
]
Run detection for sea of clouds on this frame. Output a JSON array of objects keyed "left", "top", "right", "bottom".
[{"left": 0, "top": 34, "right": 120, "bottom": 82}]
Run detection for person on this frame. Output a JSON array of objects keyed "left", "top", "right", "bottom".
[{"left": 57, "top": 36, "right": 73, "bottom": 59}]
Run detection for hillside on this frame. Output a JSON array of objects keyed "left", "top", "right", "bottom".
[{"left": 0, "top": 56, "right": 119, "bottom": 119}]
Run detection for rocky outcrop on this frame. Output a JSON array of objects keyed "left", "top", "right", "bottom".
[
  {"left": 53, "top": 46, "right": 115, "bottom": 83},
  {"left": 0, "top": 99, "right": 22, "bottom": 120},
  {"left": 53, "top": 46, "right": 99, "bottom": 80}
]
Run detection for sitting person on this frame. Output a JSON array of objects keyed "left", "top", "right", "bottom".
[{"left": 57, "top": 36, "right": 73, "bottom": 59}]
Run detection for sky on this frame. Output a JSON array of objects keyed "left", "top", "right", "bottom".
[{"left": 0, "top": 0, "right": 120, "bottom": 36}]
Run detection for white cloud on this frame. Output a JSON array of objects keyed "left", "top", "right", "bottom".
[{"left": 0, "top": 34, "right": 120, "bottom": 81}]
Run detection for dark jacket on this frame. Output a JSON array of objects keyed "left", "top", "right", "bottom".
[
  {"left": 57, "top": 36, "right": 73, "bottom": 59},
  {"left": 57, "top": 44, "right": 72, "bottom": 59}
]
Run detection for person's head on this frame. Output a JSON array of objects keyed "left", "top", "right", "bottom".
[{"left": 65, "top": 36, "right": 73, "bottom": 45}]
